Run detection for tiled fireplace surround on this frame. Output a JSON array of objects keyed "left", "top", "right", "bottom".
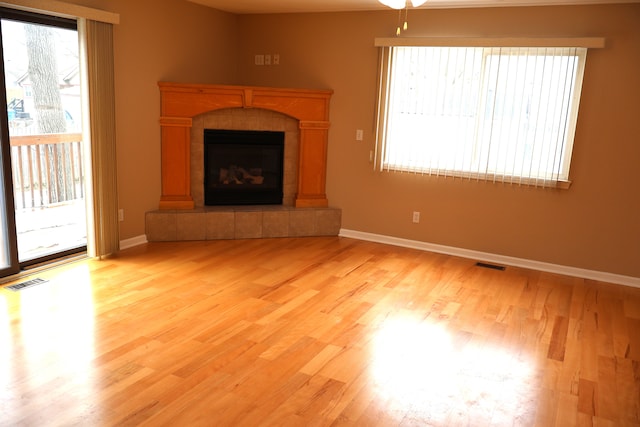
[{"left": 146, "top": 84, "right": 341, "bottom": 242}]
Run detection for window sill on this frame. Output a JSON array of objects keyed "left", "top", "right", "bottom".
[{"left": 381, "top": 167, "right": 572, "bottom": 189}]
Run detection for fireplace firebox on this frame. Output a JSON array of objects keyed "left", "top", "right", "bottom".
[{"left": 204, "top": 129, "right": 285, "bottom": 205}]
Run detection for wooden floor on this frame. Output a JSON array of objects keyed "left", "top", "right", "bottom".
[{"left": 1, "top": 237, "right": 639, "bottom": 426}]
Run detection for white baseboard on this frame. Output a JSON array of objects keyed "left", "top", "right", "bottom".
[
  {"left": 119, "top": 235, "right": 148, "bottom": 250},
  {"left": 339, "top": 228, "right": 640, "bottom": 289}
]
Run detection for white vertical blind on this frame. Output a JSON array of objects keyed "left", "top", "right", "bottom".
[{"left": 376, "top": 40, "right": 594, "bottom": 188}]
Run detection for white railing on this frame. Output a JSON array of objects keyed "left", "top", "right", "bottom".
[{"left": 10, "top": 133, "right": 85, "bottom": 209}]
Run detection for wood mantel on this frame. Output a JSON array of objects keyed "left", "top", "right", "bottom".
[{"left": 158, "top": 82, "right": 333, "bottom": 209}]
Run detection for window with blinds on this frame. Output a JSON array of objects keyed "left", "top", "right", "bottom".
[{"left": 375, "top": 38, "right": 603, "bottom": 188}]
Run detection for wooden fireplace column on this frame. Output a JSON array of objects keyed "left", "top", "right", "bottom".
[{"left": 158, "top": 82, "right": 333, "bottom": 210}]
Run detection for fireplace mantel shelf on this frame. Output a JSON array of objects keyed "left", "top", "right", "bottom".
[{"left": 158, "top": 82, "right": 333, "bottom": 210}]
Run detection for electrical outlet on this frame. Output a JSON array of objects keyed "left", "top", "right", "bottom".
[
  {"left": 356, "top": 129, "right": 363, "bottom": 141},
  {"left": 412, "top": 211, "right": 420, "bottom": 223},
  {"left": 119, "top": 209, "right": 124, "bottom": 222},
  {"left": 265, "top": 54, "right": 272, "bottom": 65},
  {"left": 273, "top": 54, "right": 280, "bottom": 65}
]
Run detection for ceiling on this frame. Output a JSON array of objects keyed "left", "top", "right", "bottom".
[{"left": 186, "top": 0, "right": 639, "bottom": 14}]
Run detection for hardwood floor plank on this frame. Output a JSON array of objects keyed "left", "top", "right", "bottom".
[
  {"left": 596, "top": 356, "right": 619, "bottom": 421},
  {"left": 578, "top": 378, "right": 597, "bottom": 416},
  {"left": 626, "top": 318, "right": 640, "bottom": 361},
  {"left": 1, "top": 237, "right": 639, "bottom": 426},
  {"left": 548, "top": 315, "right": 570, "bottom": 361},
  {"left": 614, "top": 357, "right": 640, "bottom": 425}
]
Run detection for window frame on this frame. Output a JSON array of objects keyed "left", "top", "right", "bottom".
[{"left": 374, "top": 37, "right": 605, "bottom": 188}]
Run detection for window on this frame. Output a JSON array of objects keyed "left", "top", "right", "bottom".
[{"left": 375, "top": 38, "right": 603, "bottom": 188}]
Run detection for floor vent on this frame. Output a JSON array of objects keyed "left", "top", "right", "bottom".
[
  {"left": 475, "top": 262, "right": 506, "bottom": 271},
  {"left": 4, "top": 278, "right": 49, "bottom": 292}
]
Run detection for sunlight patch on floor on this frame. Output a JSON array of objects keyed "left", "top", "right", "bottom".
[
  {"left": 4, "top": 265, "right": 99, "bottom": 416},
  {"left": 370, "top": 316, "right": 537, "bottom": 424}
]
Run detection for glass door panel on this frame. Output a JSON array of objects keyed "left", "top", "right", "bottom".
[{"left": 1, "top": 12, "right": 87, "bottom": 269}]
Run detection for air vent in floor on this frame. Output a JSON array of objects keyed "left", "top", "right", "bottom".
[
  {"left": 475, "top": 262, "right": 506, "bottom": 271},
  {"left": 4, "top": 278, "right": 49, "bottom": 292}
]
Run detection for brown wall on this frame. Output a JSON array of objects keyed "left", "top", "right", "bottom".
[
  {"left": 59, "top": 1, "right": 640, "bottom": 278},
  {"left": 235, "top": 5, "right": 640, "bottom": 278}
]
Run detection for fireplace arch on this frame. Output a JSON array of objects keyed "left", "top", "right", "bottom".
[{"left": 158, "top": 82, "right": 333, "bottom": 210}]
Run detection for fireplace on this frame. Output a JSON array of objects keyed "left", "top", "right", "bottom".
[
  {"left": 204, "top": 129, "right": 285, "bottom": 205},
  {"left": 148, "top": 83, "right": 341, "bottom": 242}
]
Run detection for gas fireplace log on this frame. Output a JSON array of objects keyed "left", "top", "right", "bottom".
[{"left": 219, "top": 166, "right": 264, "bottom": 185}]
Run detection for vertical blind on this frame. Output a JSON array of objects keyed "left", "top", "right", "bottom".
[
  {"left": 81, "top": 18, "right": 120, "bottom": 257},
  {"left": 375, "top": 38, "right": 603, "bottom": 188}
]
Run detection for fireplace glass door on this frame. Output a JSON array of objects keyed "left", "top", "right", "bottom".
[{"left": 204, "top": 129, "right": 285, "bottom": 206}]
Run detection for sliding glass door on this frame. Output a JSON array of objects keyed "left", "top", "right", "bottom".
[{"left": 0, "top": 8, "right": 87, "bottom": 274}]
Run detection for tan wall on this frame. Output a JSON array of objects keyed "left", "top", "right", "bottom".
[
  {"left": 235, "top": 5, "right": 640, "bottom": 278},
  {"left": 65, "top": 0, "right": 239, "bottom": 240}
]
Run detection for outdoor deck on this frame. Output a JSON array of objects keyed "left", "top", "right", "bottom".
[
  {"left": 9, "top": 132, "right": 87, "bottom": 262},
  {"left": 16, "top": 199, "right": 87, "bottom": 262}
]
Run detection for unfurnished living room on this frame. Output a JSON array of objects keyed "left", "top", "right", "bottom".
[{"left": 0, "top": 0, "right": 639, "bottom": 425}]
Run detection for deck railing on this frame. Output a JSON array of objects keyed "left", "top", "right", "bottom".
[{"left": 9, "top": 133, "right": 85, "bottom": 209}]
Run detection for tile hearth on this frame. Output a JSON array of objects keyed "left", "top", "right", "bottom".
[{"left": 146, "top": 206, "right": 341, "bottom": 242}]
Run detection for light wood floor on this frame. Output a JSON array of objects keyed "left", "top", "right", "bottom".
[{"left": 1, "top": 237, "right": 639, "bottom": 426}]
